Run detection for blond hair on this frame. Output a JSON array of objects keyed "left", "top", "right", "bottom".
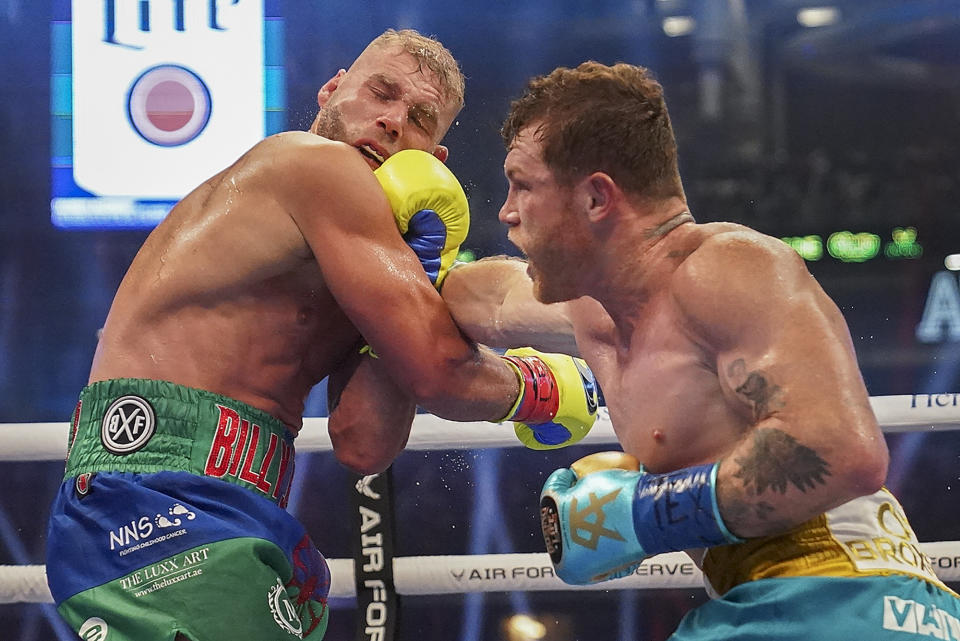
[{"left": 369, "top": 28, "right": 465, "bottom": 110}]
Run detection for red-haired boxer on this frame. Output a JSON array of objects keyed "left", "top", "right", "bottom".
[{"left": 439, "top": 61, "right": 960, "bottom": 640}]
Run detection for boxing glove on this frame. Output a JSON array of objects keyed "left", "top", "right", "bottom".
[
  {"left": 500, "top": 347, "right": 599, "bottom": 449},
  {"left": 540, "top": 453, "right": 743, "bottom": 585},
  {"left": 374, "top": 149, "right": 469, "bottom": 288}
]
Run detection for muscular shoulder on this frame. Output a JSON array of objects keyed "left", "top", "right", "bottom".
[
  {"left": 679, "top": 224, "right": 804, "bottom": 284},
  {"left": 671, "top": 224, "right": 814, "bottom": 346},
  {"left": 255, "top": 132, "right": 367, "bottom": 186},
  {"left": 253, "top": 133, "right": 384, "bottom": 221}
]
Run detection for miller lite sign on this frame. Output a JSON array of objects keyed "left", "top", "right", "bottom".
[{"left": 52, "top": 0, "right": 284, "bottom": 228}]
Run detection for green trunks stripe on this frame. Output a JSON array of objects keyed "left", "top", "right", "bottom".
[{"left": 66, "top": 379, "right": 296, "bottom": 506}]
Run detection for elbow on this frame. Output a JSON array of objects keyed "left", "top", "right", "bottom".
[
  {"left": 406, "top": 378, "right": 455, "bottom": 418},
  {"left": 334, "top": 449, "right": 392, "bottom": 476},
  {"left": 404, "top": 370, "right": 443, "bottom": 406},
  {"left": 854, "top": 447, "right": 889, "bottom": 496},
  {"left": 330, "top": 433, "right": 394, "bottom": 475},
  {"left": 328, "top": 419, "right": 398, "bottom": 475},
  {"left": 839, "top": 425, "right": 889, "bottom": 497}
]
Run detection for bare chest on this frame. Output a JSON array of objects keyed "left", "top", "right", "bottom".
[
  {"left": 582, "top": 319, "right": 748, "bottom": 472},
  {"left": 242, "top": 263, "right": 360, "bottom": 376}
]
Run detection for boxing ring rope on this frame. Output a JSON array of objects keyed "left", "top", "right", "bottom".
[
  {"left": 2, "top": 393, "right": 959, "bottom": 605},
  {"left": 6, "top": 542, "right": 960, "bottom": 604},
  {"left": 3, "top": 394, "right": 959, "bottom": 461}
]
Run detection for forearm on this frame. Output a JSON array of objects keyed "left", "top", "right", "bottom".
[
  {"left": 442, "top": 257, "right": 578, "bottom": 355},
  {"left": 327, "top": 350, "right": 417, "bottom": 474},
  {"left": 403, "top": 338, "right": 519, "bottom": 422},
  {"left": 714, "top": 416, "right": 887, "bottom": 538},
  {"left": 541, "top": 428, "right": 883, "bottom": 587}
]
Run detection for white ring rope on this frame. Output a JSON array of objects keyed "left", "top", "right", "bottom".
[
  {"left": 2, "top": 393, "right": 958, "bottom": 604},
  {"left": 2, "top": 394, "right": 959, "bottom": 462},
  {"left": 5, "top": 543, "right": 960, "bottom": 604}
]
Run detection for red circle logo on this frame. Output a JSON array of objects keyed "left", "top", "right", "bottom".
[{"left": 127, "top": 65, "right": 211, "bottom": 146}]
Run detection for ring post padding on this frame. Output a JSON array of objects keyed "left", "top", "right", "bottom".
[{"left": 350, "top": 469, "right": 399, "bottom": 641}]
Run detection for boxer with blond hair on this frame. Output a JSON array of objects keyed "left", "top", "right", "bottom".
[{"left": 45, "top": 31, "right": 597, "bottom": 641}]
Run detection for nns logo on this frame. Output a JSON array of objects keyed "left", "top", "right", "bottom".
[
  {"left": 109, "top": 516, "right": 154, "bottom": 551},
  {"left": 108, "top": 504, "right": 195, "bottom": 551}
]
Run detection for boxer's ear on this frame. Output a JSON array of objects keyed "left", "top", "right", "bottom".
[
  {"left": 317, "top": 69, "right": 347, "bottom": 107},
  {"left": 583, "top": 172, "right": 620, "bottom": 223}
]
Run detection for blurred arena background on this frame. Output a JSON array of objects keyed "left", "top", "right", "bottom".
[{"left": 1, "top": 1, "right": 958, "bottom": 639}]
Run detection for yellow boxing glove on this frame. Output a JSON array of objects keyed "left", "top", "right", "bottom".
[
  {"left": 500, "top": 347, "right": 600, "bottom": 450},
  {"left": 374, "top": 149, "right": 469, "bottom": 288}
]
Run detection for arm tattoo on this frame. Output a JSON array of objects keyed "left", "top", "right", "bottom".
[
  {"left": 727, "top": 358, "right": 785, "bottom": 421},
  {"left": 719, "top": 494, "right": 781, "bottom": 529},
  {"left": 732, "top": 428, "right": 831, "bottom": 496}
]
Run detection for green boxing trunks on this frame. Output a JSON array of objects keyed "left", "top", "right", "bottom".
[{"left": 46, "top": 378, "right": 330, "bottom": 641}]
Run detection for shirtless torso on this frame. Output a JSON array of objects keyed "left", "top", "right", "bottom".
[
  {"left": 90, "top": 133, "right": 361, "bottom": 430},
  {"left": 566, "top": 221, "right": 864, "bottom": 476},
  {"left": 48, "top": 31, "right": 611, "bottom": 641},
  {"left": 442, "top": 58, "right": 959, "bottom": 640},
  {"left": 443, "top": 219, "right": 884, "bottom": 538},
  {"left": 89, "top": 34, "right": 537, "bottom": 470}
]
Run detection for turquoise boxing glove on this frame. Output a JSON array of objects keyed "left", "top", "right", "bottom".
[{"left": 540, "top": 453, "right": 743, "bottom": 585}]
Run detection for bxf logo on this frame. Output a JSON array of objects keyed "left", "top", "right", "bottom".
[{"left": 100, "top": 395, "right": 156, "bottom": 454}]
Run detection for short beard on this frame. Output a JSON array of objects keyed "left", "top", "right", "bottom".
[
  {"left": 313, "top": 105, "right": 347, "bottom": 142},
  {"left": 527, "top": 246, "right": 583, "bottom": 304}
]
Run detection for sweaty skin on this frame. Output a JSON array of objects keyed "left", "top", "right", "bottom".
[
  {"left": 90, "top": 135, "right": 360, "bottom": 429},
  {"left": 90, "top": 44, "right": 519, "bottom": 471},
  {"left": 440, "top": 125, "right": 887, "bottom": 545}
]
